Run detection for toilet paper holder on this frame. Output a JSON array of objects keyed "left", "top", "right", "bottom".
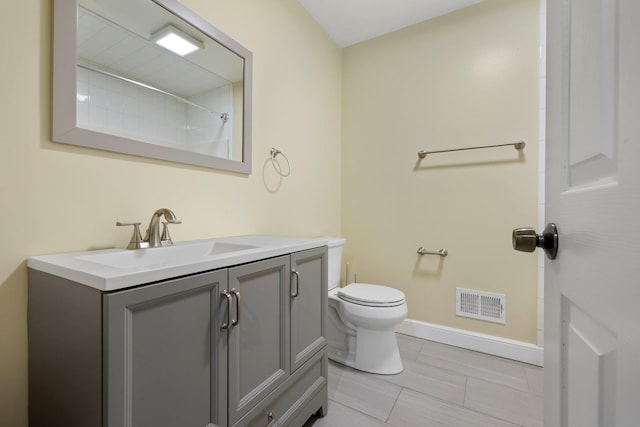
[{"left": 417, "top": 247, "right": 448, "bottom": 257}]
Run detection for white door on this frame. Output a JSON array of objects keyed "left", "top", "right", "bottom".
[{"left": 544, "top": 0, "right": 640, "bottom": 425}]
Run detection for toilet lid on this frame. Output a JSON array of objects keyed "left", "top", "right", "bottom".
[{"left": 337, "top": 283, "right": 405, "bottom": 307}]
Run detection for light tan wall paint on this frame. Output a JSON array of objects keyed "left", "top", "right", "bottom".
[
  {"left": 0, "top": 0, "right": 341, "bottom": 425},
  {"left": 342, "top": 0, "right": 539, "bottom": 343}
]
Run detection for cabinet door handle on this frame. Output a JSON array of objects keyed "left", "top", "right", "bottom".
[
  {"left": 230, "top": 289, "right": 240, "bottom": 326},
  {"left": 291, "top": 269, "right": 300, "bottom": 298},
  {"left": 221, "top": 291, "right": 233, "bottom": 330},
  {"left": 265, "top": 412, "right": 276, "bottom": 427}
]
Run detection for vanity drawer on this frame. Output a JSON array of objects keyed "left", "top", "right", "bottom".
[{"left": 235, "top": 350, "right": 327, "bottom": 427}]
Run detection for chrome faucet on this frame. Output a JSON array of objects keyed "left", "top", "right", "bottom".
[
  {"left": 144, "top": 208, "right": 181, "bottom": 247},
  {"left": 117, "top": 208, "right": 181, "bottom": 249}
]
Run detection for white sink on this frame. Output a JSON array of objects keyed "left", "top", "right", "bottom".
[
  {"left": 28, "top": 235, "right": 327, "bottom": 291},
  {"left": 76, "top": 241, "right": 257, "bottom": 269}
]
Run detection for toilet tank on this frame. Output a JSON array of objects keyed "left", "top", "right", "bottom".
[{"left": 324, "top": 237, "right": 346, "bottom": 290}]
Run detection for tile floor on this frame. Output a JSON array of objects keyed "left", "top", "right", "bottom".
[{"left": 304, "top": 333, "right": 543, "bottom": 427}]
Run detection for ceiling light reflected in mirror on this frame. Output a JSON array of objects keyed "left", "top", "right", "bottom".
[{"left": 152, "top": 24, "right": 203, "bottom": 56}]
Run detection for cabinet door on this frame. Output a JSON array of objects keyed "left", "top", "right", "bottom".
[
  {"left": 290, "top": 247, "right": 328, "bottom": 373},
  {"left": 228, "top": 255, "right": 290, "bottom": 426},
  {"left": 104, "top": 270, "right": 228, "bottom": 427}
]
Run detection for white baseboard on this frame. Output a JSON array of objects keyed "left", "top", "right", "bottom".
[{"left": 396, "top": 318, "right": 544, "bottom": 367}]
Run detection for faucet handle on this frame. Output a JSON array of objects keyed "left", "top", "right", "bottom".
[
  {"left": 116, "top": 222, "right": 147, "bottom": 249},
  {"left": 160, "top": 221, "right": 179, "bottom": 246}
]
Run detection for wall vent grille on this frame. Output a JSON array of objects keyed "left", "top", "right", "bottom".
[{"left": 456, "top": 288, "right": 505, "bottom": 324}]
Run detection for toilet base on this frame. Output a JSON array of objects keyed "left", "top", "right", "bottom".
[{"left": 328, "top": 327, "right": 403, "bottom": 375}]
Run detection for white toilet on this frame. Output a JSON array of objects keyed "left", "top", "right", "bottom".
[{"left": 325, "top": 237, "right": 408, "bottom": 375}]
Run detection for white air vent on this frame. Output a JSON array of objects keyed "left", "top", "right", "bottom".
[{"left": 456, "top": 288, "right": 505, "bottom": 324}]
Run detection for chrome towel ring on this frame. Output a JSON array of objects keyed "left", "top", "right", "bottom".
[{"left": 270, "top": 148, "right": 291, "bottom": 177}]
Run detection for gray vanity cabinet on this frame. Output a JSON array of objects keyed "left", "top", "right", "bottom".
[
  {"left": 230, "top": 248, "right": 329, "bottom": 427},
  {"left": 290, "top": 247, "right": 327, "bottom": 373},
  {"left": 28, "top": 246, "right": 328, "bottom": 427},
  {"left": 104, "top": 270, "right": 228, "bottom": 427},
  {"left": 227, "top": 256, "right": 291, "bottom": 426}
]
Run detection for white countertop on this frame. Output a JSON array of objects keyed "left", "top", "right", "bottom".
[{"left": 28, "top": 235, "right": 328, "bottom": 291}]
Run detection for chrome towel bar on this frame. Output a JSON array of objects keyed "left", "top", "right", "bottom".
[
  {"left": 417, "top": 141, "right": 525, "bottom": 159},
  {"left": 417, "top": 247, "right": 448, "bottom": 257}
]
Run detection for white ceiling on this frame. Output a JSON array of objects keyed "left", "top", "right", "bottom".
[{"left": 297, "top": 0, "right": 484, "bottom": 47}]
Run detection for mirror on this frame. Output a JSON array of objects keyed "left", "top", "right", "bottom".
[{"left": 52, "top": 0, "right": 253, "bottom": 173}]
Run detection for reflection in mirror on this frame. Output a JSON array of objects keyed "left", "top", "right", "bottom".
[{"left": 53, "top": 0, "right": 252, "bottom": 173}]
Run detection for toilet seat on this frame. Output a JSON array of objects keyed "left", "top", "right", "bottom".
[{"left": 337, "top": 283, "right": 405, "bottom": 307}]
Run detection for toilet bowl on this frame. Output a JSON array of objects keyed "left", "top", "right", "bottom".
[{"left": 324, "top": 237, "right": 408, "bottom": 375}]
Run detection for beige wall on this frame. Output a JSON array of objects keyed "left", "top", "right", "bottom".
[
  {"left": 342, "top": 0, "right": 539, "bottom": 343},
  {"left": 0, "top": 0, "right": 341, "bottom": 425}
]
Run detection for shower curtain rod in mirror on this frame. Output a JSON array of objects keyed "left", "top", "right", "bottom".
[{"left": 77, "top": 63, "right": 229, "bottom": 121}]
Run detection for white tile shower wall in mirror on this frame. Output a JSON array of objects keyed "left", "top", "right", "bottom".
[
  {"left": 188, "top": 86, "right": 233, "bottom": 157},
  {"left": 75, "top": 5, "right": 235, "bottom": 160},
  {"left": 76, "top": 66, "right": 233, "bottom": 158}
]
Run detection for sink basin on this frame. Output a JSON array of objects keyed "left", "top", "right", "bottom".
[
  {"left": 28, "top": 235, "right": 328, "bottom": 291},
  {"left": 76, "top": 241, "right": 257, "bottom": 269}
]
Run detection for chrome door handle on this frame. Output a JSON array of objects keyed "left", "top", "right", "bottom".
[
  {"left": 513, "top": 223, "right": 558, "bottom": 260},
  {"left": 230, "top": 289, "right": 240, "bottom": 326},
  {"left": 221, "top": 291, "right": 233, "bottom": 330},
  {"left": 291, "top": 270, "right": 300, "bottom": 298}
]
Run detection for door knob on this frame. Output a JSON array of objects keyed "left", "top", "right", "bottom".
[{"left": 512, "top": 223, "right": 558, "bottom": 260}]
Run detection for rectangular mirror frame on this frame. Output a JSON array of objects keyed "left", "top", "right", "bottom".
[{"left": 52, "top": 0, "right": 253, "bottom": 173}]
